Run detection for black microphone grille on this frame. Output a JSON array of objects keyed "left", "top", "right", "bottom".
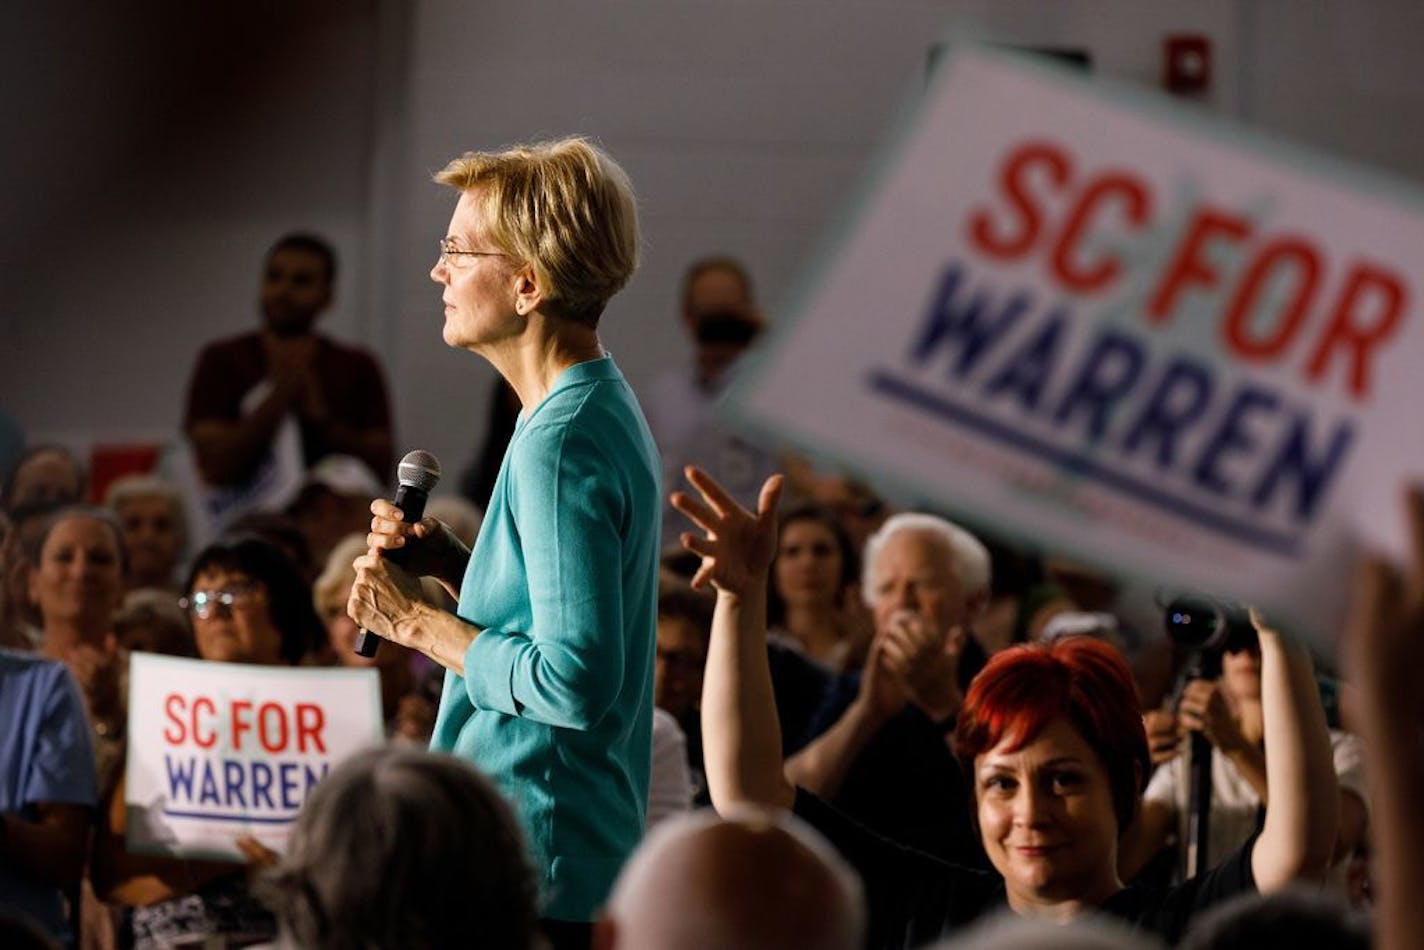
[{"left": 396, "top": 450, "right": 442, "bottom": 492}]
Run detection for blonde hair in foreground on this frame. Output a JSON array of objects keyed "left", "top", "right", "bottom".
[{"left": 435, "top": 136, "right": 639, "bottom": 327}]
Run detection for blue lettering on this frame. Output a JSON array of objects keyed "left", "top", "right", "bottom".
[
  {"left": 982, "top": 310, "right": 1068, "bottom": 412},
  {"left": 198, "top": 760, "right": 221, "bottom": 806},
  {"left": 164, "top": 755, "right": 196, "bottom": 802},
  {"left": 1051, "top": 329, "right": 1146, "bottom": 442},
  {"left": 1250, "top": 414, "right": 1356, "bottom": 521},
  {"left": 1120, "top": 357, "right": 1216, "bottom": 469},
  {"left": 1192, "top": 385, "right": 1281, "bottom": 497},
  {"left": 279, "top": 762, "right": 301, "bottom": 810},
  {"left": 909, "top": 263, "right": 1030, "bottom": 378},
  {"left": 252, "top": 762, "right": 275, "bottom": 809},
  {"left": 223, "top": 760, "right": 247, "bottom": 809}
]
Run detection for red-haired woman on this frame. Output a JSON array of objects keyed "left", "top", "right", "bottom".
[{"left": 670, "top": 467, "right": 1338, "bottom": 947}]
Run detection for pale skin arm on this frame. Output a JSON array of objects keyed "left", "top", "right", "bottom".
[
  {"left": 346, "top": 499, "right": 478, "bottom": 673},
  {"left": 671, "top": 467, "right": 796, "bottom": 812},
  {"left": 1249, "top": 612, "right": 1338, "bottom": 891},
  {"left": 1345, "top": 486, "right": 1424, "bottom": 950}
]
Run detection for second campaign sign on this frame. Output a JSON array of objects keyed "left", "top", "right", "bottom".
[
  {"left": 125, "top": 652, "right": 383, "bottom": 859},
  {"left": 729, "top": 43, "right": 1424, "bottom": 646}
]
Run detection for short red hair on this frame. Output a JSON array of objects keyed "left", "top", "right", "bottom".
[{"left": 954, "top": 637, "right": 1149, "bottom": 831}]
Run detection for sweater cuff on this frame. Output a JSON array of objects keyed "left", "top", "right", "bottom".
[{"left": 463, "top": 629, "right": 523, "bottom": 716}]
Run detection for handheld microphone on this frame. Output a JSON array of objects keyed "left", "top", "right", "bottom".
[{"left": 354, "top": 449, "right": 442, "bottom": 657}]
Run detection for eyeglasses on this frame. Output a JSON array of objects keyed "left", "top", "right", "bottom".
[
  {"left": 180, "top": 582, "right": 265, "bottom": 620},
  {"left": 437, "top": 237, "right": 507, "bottom": 268}
]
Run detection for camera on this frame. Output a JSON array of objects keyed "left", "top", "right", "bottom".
[{"left": 1162, "top": 593, "right": 1258, "bottom": 654}]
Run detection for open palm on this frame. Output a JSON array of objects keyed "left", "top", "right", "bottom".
[{"left": 669, "top": 466, "right": 783, "bottom": 597}]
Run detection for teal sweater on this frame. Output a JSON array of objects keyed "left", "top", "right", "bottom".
[{"left": 433, "top": 356, "right": 661, "bottom": 921}]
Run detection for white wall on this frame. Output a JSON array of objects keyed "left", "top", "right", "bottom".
[{"left": 5, "top": 0, "right": 1421, "bottom": 490}]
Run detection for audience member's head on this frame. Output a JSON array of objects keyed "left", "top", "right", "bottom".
[
  {"left": 287, "top": 455, "right": 383, "bottom": 568},
  {"left": 113, "top": 587, "right": 197, "bottom": 658},
  {"left": 313, "top": 532, "right": 409, "bottom": 671},
  {"left": 861, "top": 512, "right": 992, "bottom": 687},
  {"left": 957, "top": 635, "right": 1151, "bottom": 838},
  {"left": 184, "top": 534, "right": 321, "bottom": 665},
  {"left": 224, "top": 510, "right": 316, "bottom": 585},
  {"left": 809, "top": 473, "right": 888, "bottom": 557},
  {"left": 104, "top": 474, "right": 186, "bottom": 591},
  {"left": 768, "top": 503, "right": 858, "bottom": 628},
  {"left": 930, "top": 910, "right": 1163, "bottom": 950},
  {"left": 655, "top": 586, "right": 715, "bottom": 721},
  {"left": 597, "top": 805, "right": 864, "bottom": 950},
  {"left": 1178, "top": 885, "right": 1370, "bottom": 950},
  {"left": 2, "top": 445, "right": 85, "bottom": 514},
  {"left": 26, "top": 505, "right": 126, "bottom": 642},
  {"left": 679, "top": 256, "right": 762, "bottom": 384},
  {"left": 261, "top": 232, "right": 336, "bottom": 338},
  {"left": 261, "top": 746, "right": 538, "bottom": 950}
]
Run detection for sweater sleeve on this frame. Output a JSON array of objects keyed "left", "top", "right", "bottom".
[{"left": 461, "top": 418, "right": 629, "bottom": 729}]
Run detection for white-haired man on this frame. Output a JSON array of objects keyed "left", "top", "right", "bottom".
[{"left": 785, "top": 511, "right": 992, "bottom": 862}]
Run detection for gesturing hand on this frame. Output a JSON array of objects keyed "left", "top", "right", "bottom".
[
  {"left": 669, "top": 467, "right": 783, "bottom": 597},
  {"left": 1346, "top": 486, "right": 1424, "bottom": 715}
]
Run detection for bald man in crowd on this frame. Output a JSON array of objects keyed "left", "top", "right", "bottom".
[{"left": 596, "top": 806, "right": 863, "bottom": 950}]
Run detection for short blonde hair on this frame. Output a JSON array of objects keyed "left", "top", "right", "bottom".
[
  {"left": 435, "top": 136, "right": 639, "bottom": 327},
  {"left": 313, "top": 533, "right": 369, "bottom": 616}
]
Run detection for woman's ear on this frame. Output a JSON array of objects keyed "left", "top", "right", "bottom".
[{"left": 513, "top": 268, "right": 542, "bottom": 315}]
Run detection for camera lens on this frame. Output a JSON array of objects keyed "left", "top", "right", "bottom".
[
  {"left": 1163, "top": 593, "right": 1255, "bottom": 653},
  {"left": 1163, "top": 595, "right": 1225, "bottom": 651}
]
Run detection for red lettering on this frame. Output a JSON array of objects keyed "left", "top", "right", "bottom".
[
  {"left": 1050, "top": 172, "right": 1151, "bottom": 293},
  {"left": 231, "top": 700, "right": 254, "bottom": 752},
  {"left": 967, "top": 141, "right": 1072, "bottom": 260},
  {"left": 1223, "top": 237, "right": 1322, "bottom": 359},
  {"left": 163, "top": 694, "right": 186, "bottom": 745},
  {"left": 1306, "top": 262, "right": 1408, "bottom": 400},
  {"left": 259, "top": 702, "right": 290, "bottom": 754},
  {"left": 296, "top": 703, "right": 327, "bottom": 754},
  {"left": 192, "top": 697, "right": 217, "bottom": 749},
  {"left": 1148, "top": 208, "right": 1252, "bottom": 324}
]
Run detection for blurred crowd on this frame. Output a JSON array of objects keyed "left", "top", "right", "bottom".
[{"left": 0, "top": 244, "right": 1414, "bottom": 950}]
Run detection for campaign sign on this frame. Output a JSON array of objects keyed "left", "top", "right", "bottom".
[
  {"left": 728, "top": 43, "right": 1424, "bottom": 646},
  {"left": 125, "top": 652, "right": 382, "bottom": 859}
]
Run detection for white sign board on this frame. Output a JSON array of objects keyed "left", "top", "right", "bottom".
[
  {"left": 729, "top": 43, "right": 1424, "bottom": 646},
  {"left": 125, "top": 653, "right": 383, "bottom": 859}
]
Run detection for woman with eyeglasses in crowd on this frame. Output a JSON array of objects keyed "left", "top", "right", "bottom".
[{"left": 93, "top": 533, "right": 323, "bottom": 950}]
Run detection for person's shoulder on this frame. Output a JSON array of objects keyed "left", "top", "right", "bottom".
[
  {"left": 0, "top": 649, "right": 80, "bottom": 708},
  {"left": 0, "top": 647, "right": 65, "bottom": 678}
]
